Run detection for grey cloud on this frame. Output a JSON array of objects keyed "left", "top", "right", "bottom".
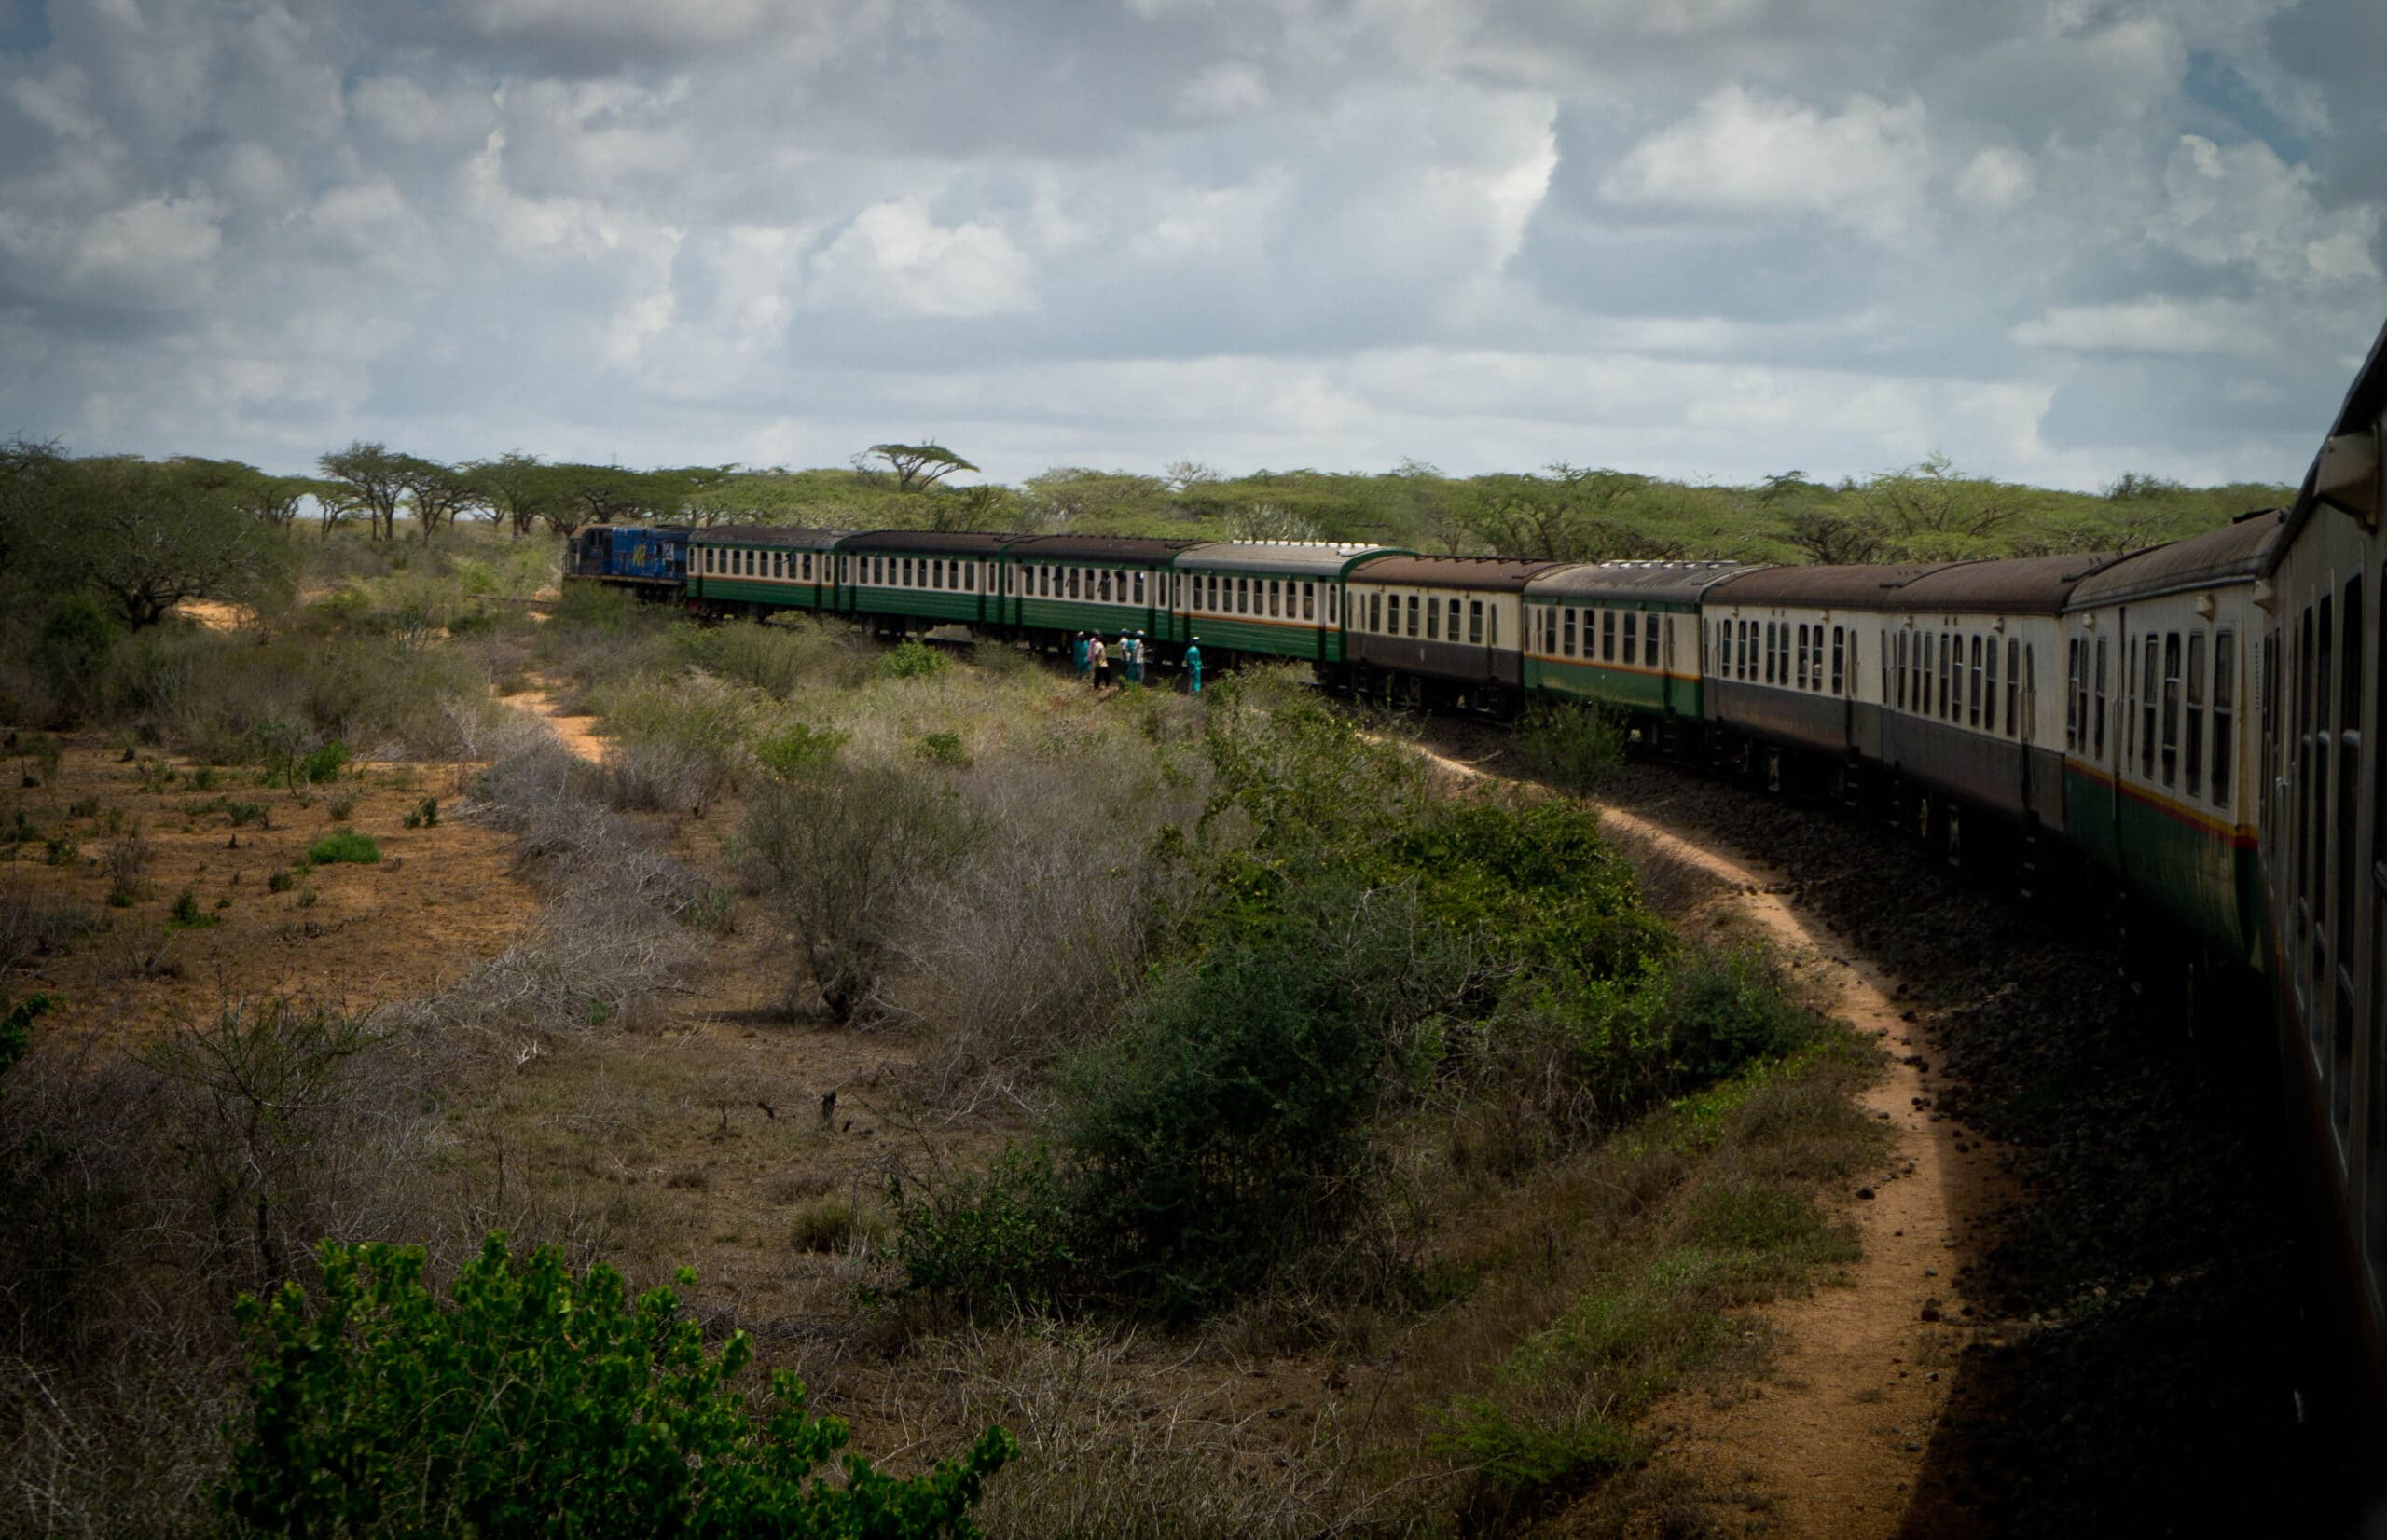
[{"left": 0, "top": 0, "right": 2374, "bottom": 492}]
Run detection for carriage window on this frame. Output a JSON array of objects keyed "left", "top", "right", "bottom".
[
  {"left": 1448, "top": 598, "right": 1460, "bottom": 640},
  {"left": 1469, "top": 599, "right": 1483, "bottom": 645},
  {"left": 1135, "top": 571, "right": 1146, "bottom": 604},
  {"left": 1832, "top": 626, "right": 1846, "bottom": 694},
  {"left": 1426, "top": 595, "right": 1441, "bottom": 639},
  {"left": 2161, "top": 632, "right": 2184, "bottom": 787},
  {"left": 1488, "top": 606, "right": 1498, "bottom": 649},
  {"left": 1304, "top": 583, "right": 1317, "bottom": 621},
  {"left": 1626, "top": 612, "right": 1641, "bottom": 667},
  {"left": 1564, "top": 608, "right": 1578, "bottom": 658},
  {"left": 2187, "top": 632, "right": 2208, "bottom": 795},
  {"left": 2336, "top": 580, "right": 2362, "bottom": 1035},
  {"left": 1407, "top": 594, "right": 1419, "bottom": 637},
  {"left": 1605, "top": 610, "right": 1618, "bottom": 662},
  {"left": 2066, "top": 639, "right": 2083, "bottom": 749},
  {"left": 1979, "top": 636, "right": 1995, "bottom": 733},
  {"left": 1895, "top": 631, "right": 1908, "bottom": 708},
  {"left": 2093, "top": 637, "right": 2108, "bottom": 759},
  {"left": 2141, "top": 636, "right": 2159, "bottom": 777},
  {"left": 2021, "top": 644, "right": 2035, "bottom": 741},
  {"left": 1966, "top": 637, "right": 1982, "bottom": 727}
]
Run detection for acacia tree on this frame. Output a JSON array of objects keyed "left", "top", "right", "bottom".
[
  {"left": 393, "top": 456, "right": 472, "bottom": 543},
  {"left": 50, "top": 457, "right": 296, "bottom": 626},
  {"left": 461, "top": 451, "right": 565, "bottom": 537},
  {"left": 860, "top": 442, "right": 977, "bottom": 492},
  {"left": 318, "top": 442, "right": 411, "bottom": 541}
]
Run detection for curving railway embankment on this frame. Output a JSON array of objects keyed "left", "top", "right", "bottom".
[{"left": 1406, "top": 716, "right": 2351, "bottom": 1535}]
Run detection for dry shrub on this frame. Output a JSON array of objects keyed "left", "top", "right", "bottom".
[
  {"left": 921, "top": 1325, "right": 1344, "bottom": 1540},
  {"left": 895, "top": 737, "right": 1205, "bottom": 1100},
  {"left": 0, "top": 880, "right": 98, "bottom": 975}
]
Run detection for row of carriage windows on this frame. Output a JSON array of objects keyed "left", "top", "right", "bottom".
[
  {"left": 2059, "top": 627, "right": 2238, "bottom": 808},
  {"left": 1716, "top": 619, "right": 1846, "bottom": 694},
  {"left": 1884, "top": 628, "right": 2031, "bottom": 738},
  {"left": 1017, "top": 564, "right": 1143, "bottom": 605},
  {"left": 1184, "top": 573, "right": 1321, "bottom": 622},
  {"left": 862, "top": 555, "right": 984, "bottom": 593},
  {"left": 699, "top": 546, "right": 819, "bottom": 581},
  {"left": 2269, "top": 564, "right": 2387, "bottom": 1285},
  {"left": 1362, "top": 591, "right": 1495, "bottom": 647},
  {"left": 1537, "top": 605, "right": 1655, "bottom": 667}
]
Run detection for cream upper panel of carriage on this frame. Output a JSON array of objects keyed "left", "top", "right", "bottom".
[
  {"left": 2061, "top": 584, "right": 2256, "bottom": 823},
  {"left": 1701, "top": 601, "right": 1870, "bottom": 701},
  {"left": 1346, "top": 583, "right": 1518, "bottom": 649},
  {"left": 1522, "top": 600, "right": 1694, "bottom": 677},
  {"left": 694, "top": 543, "right": 833, "bottom": 584},
  {"left": 1863, "top": 611, "right": 2063, "bottom": 748},
  {"left": 1177, "top": 568, "right": 1331, "bottom": 627}
]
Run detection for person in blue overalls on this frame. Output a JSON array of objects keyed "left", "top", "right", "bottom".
[
  {"left": 1072, "top": 631, "right": 1089, "bottom": 680},
  {"left": 1136, "top": 631, "right": 1152, "bottom": 685},
  {"left": 1184, "top": 638, "right": 1203, "bottom": 695}
]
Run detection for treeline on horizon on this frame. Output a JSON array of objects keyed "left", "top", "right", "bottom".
[{"left": 2, "top": 433, "right": 2286, "bottom": 628}]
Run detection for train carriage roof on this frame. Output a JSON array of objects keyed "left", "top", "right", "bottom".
[
  {"left": 1006, "top": 534, "right": 1203, "bottom": 563},
  {"left": 836, "top": 529, "right": 1033, "bottom": 556},
  {"left": 1174, "top": 541, "right": 1408, "bottom": 578},
  {"left": 1524, "top": 560, "right": 1764, "bottom": 606},
  {"left": 1704, "top": 560, "right": 1970, "bottom": 609},
  {"left": 2067, "top": 514, "right": 2283, "bottom": 608},
  {"left": 689, "top": 525, "right": 851, "bottom": 549},
  {"left": 1893, "top": 550, "right": 2134, "bottom": 614},
  {"left": 1345, "top": 555, "right": 1570, "bottom": 593}
]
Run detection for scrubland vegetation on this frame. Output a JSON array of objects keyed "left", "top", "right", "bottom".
[{"left": 0, "top": 511, "right": 1897, "bottom": 1535}]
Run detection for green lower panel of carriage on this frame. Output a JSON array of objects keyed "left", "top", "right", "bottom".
[
  {"left": 1011, "top": 597, "right": 1170, "bottom": 642},
  {"left": 2064, "top": 767, "right": 2262, "bottom": 965},
  {"left": 687, "top": 577, "right": 830, "bottom": 612},
  {"left": 1172, "top": 614, "right": 1342, "bottom": 663},
  {"left": 842, "top": 586, "right": 987, "bottom": 627},
  {"left": 1524, "top": 655, "right": 1695, "bottom": 717}
]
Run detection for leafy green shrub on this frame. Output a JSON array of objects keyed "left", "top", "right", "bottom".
[
  {"left": 912, "top": 730, "right": 971, "bottom": 769},
  {"left": 219, "top": 1233, "right": 1014, "bottom": 1538},
  {"left": 167, "top": 887, "right": 217, "bottom": 928},
  {"left": 891, "top": 1146, "right": 1081, "bottom": 1313},
  {"left": 226, "top": 800, "right": 267, "bottom": 827},
  {"left": 1665, "top": 946, "right": 1820, "bottom": 1081},
  {"left": 307, "top": 829, "right": 379, "bottom": 865},
  {"left": 878, "top": 639, "right": 948, "bottom": 680},
  {"left": 267, "top": 868, "right": 296, "bottom": 893},
  {"left": 299, "top": 739, "right": 348, "bottom": 784},
  {"left": 41, "top": 834, "right": 77, "bottom": 867},
  {"left": 407, "top": 795, "right": 438, "bottom": 829},
  {"left": 752, "top": 722, "right": 849, "bottom": 782},
  {"left": 1516, "top": 700, "right": 1626, "bottom": 796}
]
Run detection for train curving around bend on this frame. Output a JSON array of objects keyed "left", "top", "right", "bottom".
[{"left": 571, "top": 320, "right": 2387, "bottom": 1433}]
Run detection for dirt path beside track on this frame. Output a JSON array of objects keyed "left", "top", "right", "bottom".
[
  {"left": 501, "top": 678, "right": 608, "bottom": 763},
  {"left": 1395, "top": 738, "right": 2005, "bottom": 1537}
]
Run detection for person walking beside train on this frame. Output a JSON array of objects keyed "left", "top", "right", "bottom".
[
  {"left": 1090, "top": 634, "right": 1109, "bottom": 689},
  {"left": 1071, "top": 631, "right": 1089, "bottom": 680},
  {"left": 1184, "top": 638, "right": 1203, "bottom": 695},
  {"left": 1136, "top": 631, "right": 1152, "bottom": 685},
  {"left": 1118, "top": 632, "right": 1135, "bottom": 686}
]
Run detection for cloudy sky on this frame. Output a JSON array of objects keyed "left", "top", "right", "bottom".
[{"left": 0, "top": 0, "right": 2380, "bottom": 491}]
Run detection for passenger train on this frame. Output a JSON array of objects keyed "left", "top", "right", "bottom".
[{"left": 570, "top": 319, "right": 2387, "bottom": 1434}]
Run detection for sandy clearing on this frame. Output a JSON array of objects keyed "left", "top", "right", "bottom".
[{"left": 502, "top": 678, "right": 608, "bottom": 763}]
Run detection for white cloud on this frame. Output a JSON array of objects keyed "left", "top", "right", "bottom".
[
  {"left": 806, "top": 199, "right": 1037, "bottom": 318},
  {"left": 1602, "top": 85, "right": 1931, "bottom": 241},
  {"left": 65, "top": 195, "right": 223, "bottom": 308},
  {"left": 1953, "top": 144, "right": 2033, "bottom": 213},
  {"left": 1178, "top": 62, "right": 1269, "bottom": 119},
  {"left": 2009, "top": 299, "right": 2275, "bottom": 357}
]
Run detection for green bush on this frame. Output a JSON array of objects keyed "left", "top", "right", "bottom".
[
  {"left": 306, "top": 829, "right": 379, "bottom": 865},
  {"left": 912, "top": 730, "right": 971, "bottom": 769},
  {"left": 891, "top": 1146, "right": 1081, "bottom": 1314},
  {"left": 298, "top": 739, "right": 348, "bottom": 784},
  {"left": 219, "top": 1233, "right": 1014, "bottom": 1538},
  {"left": 1516, "top": 700, "right": 1627, "bottom": 796},
  {"left": 0, "top": 994, "right": 47, "bottom": 1095},
  {"left": 878, "top": 639, "right": 947, "bottom": 680},
  {"left": 752, "top": 722, "right": 849, "bottom": 782}
]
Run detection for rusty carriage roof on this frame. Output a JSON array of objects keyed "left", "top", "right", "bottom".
[{"left": 1345, "top": 555, "right": 1571, "bottom": 593}]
